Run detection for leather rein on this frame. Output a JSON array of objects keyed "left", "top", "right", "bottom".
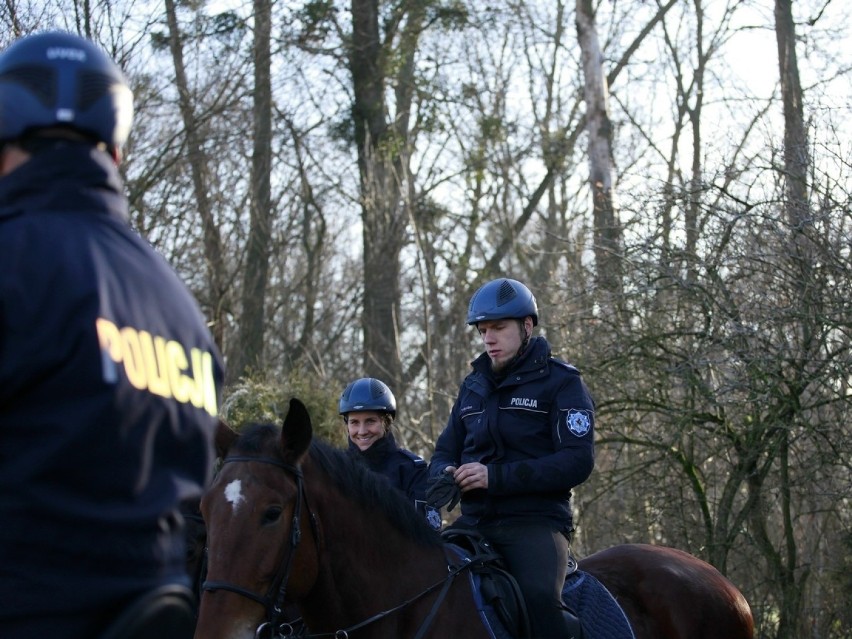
[{"left": 201, "top": 454, "right": 473, "bottom": 639}]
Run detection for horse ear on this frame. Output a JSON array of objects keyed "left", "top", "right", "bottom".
[
  {"left": 214, "top": 418, "right": 239, "bottom": 459},
  {"left": 281, "top": 397, "right": 312, "bottom": 462}
]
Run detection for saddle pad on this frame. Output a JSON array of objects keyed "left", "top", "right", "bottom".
[
  {"left": 449, "top": 542, "right": 634, "bottom": 639},
  {"left": 562, "top": 570, "right": 635, "bottom": 639}
]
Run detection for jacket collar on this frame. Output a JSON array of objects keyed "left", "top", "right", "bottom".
[
  {"left": 471, "top": 335, "right": 551, "bottom": 380},
  {"left": 348, "top": 430, "right": 397, "bottom": 466},
  {"left": 0, "top": 143, "right": 128, "bottom": 223}
]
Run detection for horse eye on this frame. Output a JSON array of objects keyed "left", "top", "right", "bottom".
[{"left": 262, "top": 506, "right": 283, "bottom": 525}]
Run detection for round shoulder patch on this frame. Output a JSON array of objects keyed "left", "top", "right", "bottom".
[
  {"left": 426, "top": 506, "right": 443, "bottom": 530},
  {"left": 566, "top": 409, "right": 591, "bottom": 437}
]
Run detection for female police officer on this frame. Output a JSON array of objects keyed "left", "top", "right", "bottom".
[
  {"left": 428, "top": 278, "right": 594, "bottom": 639},
  {"left": 340, "top": 377, "right": 441, "bottom": 530}
]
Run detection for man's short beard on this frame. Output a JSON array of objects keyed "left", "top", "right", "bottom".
[{"left": 490, "top": 357, "right": 508, "bottom": 373}]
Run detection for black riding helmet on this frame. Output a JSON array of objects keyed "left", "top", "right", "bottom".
[
  {"left": 339, "top": 378, "right": 397, "bottom": 419},
  {"left": 0, "top": 31, "right": 133, "bottom": 156},
  {"left": 467, "top": 278, "right": 539, "bottom": 326}
]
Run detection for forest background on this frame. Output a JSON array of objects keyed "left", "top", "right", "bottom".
[{"left": 4, "top": 0, "right": 851, "bottom": 637}]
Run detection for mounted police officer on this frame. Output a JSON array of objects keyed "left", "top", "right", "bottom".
[
  {"left": 340, "top": 377, "right": 441, "bottom": 530},
  {"left": 0, "top": 31, "right": 224, "bottom": 638},
  {"left": 428, "top": 278, "right": 595, "bottom": 639}
]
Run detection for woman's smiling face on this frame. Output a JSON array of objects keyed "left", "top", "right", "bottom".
[{"left": 345, "top": 411, "right": 386, "bottom": 451}]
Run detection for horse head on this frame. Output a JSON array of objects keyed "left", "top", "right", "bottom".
[{"left": 194, "top": 398, "right": 318, "bottom": 639}]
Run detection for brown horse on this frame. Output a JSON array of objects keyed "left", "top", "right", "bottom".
[{"left": 194, "top": 399, "right": 753, "bottom": 639}]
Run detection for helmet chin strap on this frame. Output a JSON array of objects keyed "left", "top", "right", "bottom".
[{"left": 517, "top": 325, "right": 531, "bottom": 358}]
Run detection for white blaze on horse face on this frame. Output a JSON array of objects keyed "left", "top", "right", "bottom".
[{"left": 224, "top": 479, "right": 245, "bottom": 513}]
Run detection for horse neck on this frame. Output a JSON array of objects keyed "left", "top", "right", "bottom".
[{"left": 298, "top": 470, "right": 457, "bottom": 635}]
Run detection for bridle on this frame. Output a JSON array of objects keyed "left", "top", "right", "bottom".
[
  {"left": 182, "top": 509, "right": 208, "bottom": 605},
  {"left": 202, "top": 455, "right": 315, "bottom": 638},
  {"left": 202, "top": 454, "right": 474, "bottom": 639}
]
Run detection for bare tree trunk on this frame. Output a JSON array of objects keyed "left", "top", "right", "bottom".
[
  {"left": 164, "top": 0, "right": 228, "bottom": 348},
  {"left": 765, "top": 2, "right": 811, "bottom": 637},
  {"left": 349, "top": 0, "right": 419, "bottom": 390},
  {"left": 684, "top": 0, "right": 705, "bottom": 285},
  {"left": 576, "top": 0, "right": 622, "bottom": 300},
  {"left": 233, "top": 0, "right": 273, "bottom": 379},
  {"left": 776, "top": 0, "right": 809, "bottom": 227}
]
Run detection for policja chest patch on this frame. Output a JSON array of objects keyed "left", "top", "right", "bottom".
[{"left": 566, "top": 409, "right": 591, "bottom": 437}]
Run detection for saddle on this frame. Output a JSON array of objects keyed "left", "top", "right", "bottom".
[
  {"left": 442, "top": 529, "right": 531, "bottom": 639},
  {"left": 98, "top": 584, "right": 196, "bottom": 639}
]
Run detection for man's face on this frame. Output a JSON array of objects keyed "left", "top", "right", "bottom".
[
  {"left": 477, "top": 318, "right": 528, "bottom": 372},
  {"left": 345, "top": 411, "right": 386, "bottom": 451}
]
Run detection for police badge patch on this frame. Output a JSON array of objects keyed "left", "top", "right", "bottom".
[
  {"left": 425, "top": 505, "right": 443, "bottom": 530},
  {"left": 566, "top": 409, "right": 591, "bottom": 437},
  {"left": 417, "top": 499, "right": 444, "bottom": 530}
]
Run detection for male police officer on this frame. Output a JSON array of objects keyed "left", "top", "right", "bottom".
[
  {"left": 429, "top": 278, "right": 594, "bottom": 639},
  {"left": 0, "top": 32, "right": 224, "bottom": 638}
]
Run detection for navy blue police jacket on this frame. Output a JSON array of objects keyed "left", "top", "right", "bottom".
[
  {"left": 347, "top": 431, "right": 443, "bottom": 529},
  {"left": 429, "top": 336, "right": 595, "bottom": 531},
  {"left": 347, "top": 431, "right": 429, "bottom": 504},
  {"left": 0, "top": 145, "right": 225, "bottom": 619}
]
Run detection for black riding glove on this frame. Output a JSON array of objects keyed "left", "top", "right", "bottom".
[{"left": 426, "top": 471, "right": 461, "bottom": 511}]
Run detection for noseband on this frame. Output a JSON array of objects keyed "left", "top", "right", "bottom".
[{"left": 202, "top": 455, "right": 315, "bottom": 638}]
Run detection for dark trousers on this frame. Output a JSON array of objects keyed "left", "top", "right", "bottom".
[{"left": 459, "top": 521, "right": 572, "bottom": 639}]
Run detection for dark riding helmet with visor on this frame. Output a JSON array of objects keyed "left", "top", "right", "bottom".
[
  {"left": 0, "top": 31, "right": 133, "bottom": 157},
  {"left": 467, "top": 278, "right": 539, "bottom": 326},
  {"left": 339, "top": 378, "right": 397, "bottom": 419}
]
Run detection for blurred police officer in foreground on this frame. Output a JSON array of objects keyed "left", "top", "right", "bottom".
[{"left": 0, "top": 31, "right": 224, "bottom": 638}]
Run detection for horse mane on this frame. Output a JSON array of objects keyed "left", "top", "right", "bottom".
[{"left": 232, "top": 423, "right": 443, "bottom": 548}]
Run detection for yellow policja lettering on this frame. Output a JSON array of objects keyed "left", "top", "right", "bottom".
[
  {"left": 166, "top": 339, "right": 191, "bottom": 404},
  {"left": 190, "top": 349, "right": 219, "bottom": 416},
  {"left": 96, "top": 318, "right": 122, "bottom": 360},
  {"left": 200, "top": 351, "right": 218, "bottom": 416},
  {"left": 97, "top": 317, "right": 216, "bottom": 415},
  {"left": 96, "top": 318, "right": 122, "bottom": 382},
  {"left": 139, "top": 331, "right": 172, "bottom": 398},
  {"left": 186, "top": 348, "right": 206, "bottom": 409},
  {"left": 119, "top": 327, "right": 147, "bottom": 391}
]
